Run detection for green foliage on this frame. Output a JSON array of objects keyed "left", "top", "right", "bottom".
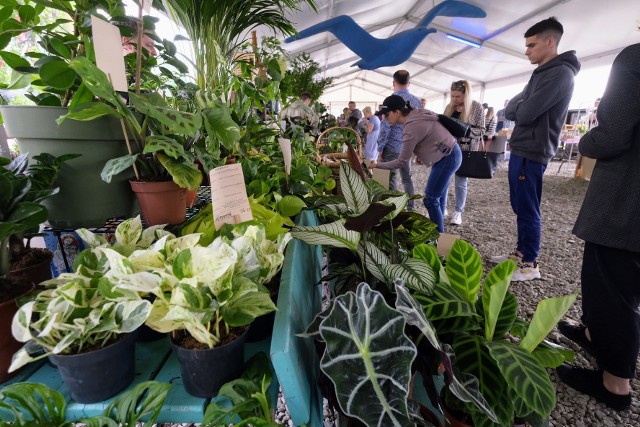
[
  {"left": 280, "top": 52, "right": 334, "bottom": 102},
  {"left": 414, "top": 240, "right": 578, "bottom": 426},
  {"left": 203, "top": 352, "right": 278, "bottom": 426},
  {"left": 0, "top": 381, "right": 171, "bottom": 426},
  {"left": 317, "top": 282, "right": 417, "bottom": 427}
]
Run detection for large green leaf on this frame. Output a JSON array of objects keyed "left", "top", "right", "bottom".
[
  {"left": 130, "top": 92, "right": 202, "bottom": 137},
  {"left": 0, "top": 382, "right": 68, "bottom": 427},
  {"left": 202, "top": 101, "right": 241, "bottom": 150},
  {"left": 380, "top": 258, "right": 436, "bottom": 294},
  {"left": 413, "top": 281, "right": 475, "bottom": 322},
  {"left": 143, "top": 135, "right": 186, "bottom": 159},
  {"left": 59, "top": 102, "right": 120, "bottom": 123},
  {"left": 100, "top": 154, "right": 138, "bottom": 183},
  {"left": 452, "top": 334, "right": 513, "bottom": 426},
  {"left": 482, "top": 260, "right": 517, "bottom": 341},
  {"left": 520, "top": 292, "right": 578, "bottom": 353},
  {"left": 0, "top": 51, "right": 30, "bottom": 70},
  {"left": 220, "top": 277, "right": 276, "bottom": 327},
  {"left": 319, "top": 282, "right": 416, "bottom": 427},
  {"left": 39, "top": 59, "right": 76, "bottom": 89},
  {"left": 532, "top": 340, "right": 574, "bottom": 368},
  {"left": 446, "top": 240, "right": 482, "bottom": 305},
  {"left": 412, "top": 243, "right": 448, "bottom": 284},
  {"left": 357, "top": 240, "right": 389, "bottom": 282},
  {"left": 291, "top": 219, "right": 360, "bottom": 251},
  {"left": 486, "top": 340, "right": 556, "bottom": 418},
  {"left": 339, "top": 162, "right": 369, "bottom": 214},
  {"left": 102, "top": 381, "right": 172, "bottom": 426},
  {"left": 157, "top": 153, "right": 203, "bottom": 189}
]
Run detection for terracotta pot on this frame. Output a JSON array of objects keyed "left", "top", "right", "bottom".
[
  {"left": 185, "top": 188, "right": 197, "bottom": 209},
  {"left": 9, "top": 249, "right": 53, "bottom": 286},
  {"left": 130, "top": 180, "right": 186, "bottom": 225},
  {"left": 0, "top": 287, "right": 33, "bottom": 382}
]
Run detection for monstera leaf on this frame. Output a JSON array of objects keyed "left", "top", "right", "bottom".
[{"left": 319, "top": 282, "right": 416, "bottom": 427}]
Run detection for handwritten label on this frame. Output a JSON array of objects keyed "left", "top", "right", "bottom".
[
  {"left": 91, "top": 16, "right": 128, "bottom": 92},
  {"left": 278, "top": 137, "right": 292, "bottom": 176},
  {"left": 209, "top": 163, "right": 253, "bottom": 230}
]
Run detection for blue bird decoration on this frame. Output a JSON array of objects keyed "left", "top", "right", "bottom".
[{"left": 285, "top": 0, "right": 486, "bottom": 70}]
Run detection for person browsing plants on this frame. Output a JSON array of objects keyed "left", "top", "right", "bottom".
[
  {"left": 369, "top": 95, "right": 461, "bottom": 232},
  {"left": 442, "top": 79, "right": 485, "bottom": 226},
  {"left": 490, "top": 17, "right": 580, "bottom": 282}
]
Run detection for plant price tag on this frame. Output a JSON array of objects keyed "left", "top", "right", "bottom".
[
  {"left": 209, "top": 163, "right": 253, "bottom": 230},
  {"left": 90, "top": 16, "right": 128, "bottom": 92}
]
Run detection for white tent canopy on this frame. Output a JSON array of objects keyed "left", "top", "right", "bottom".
[{"left": 273, "top": 0, "right": 640, "bottom": 113}]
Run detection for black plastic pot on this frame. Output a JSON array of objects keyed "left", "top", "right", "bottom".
[
  {"left": 170, "top": 330, "right": 248, "bottom": 398},
  {"left": 48, "top": 332, "right": 137, "bottom": 403},
  {"left": 246, "top": 310, "right": 276, "bottom": 343},
  {"left": 136, "top": 324, "right": 166, "bottom": 342}
]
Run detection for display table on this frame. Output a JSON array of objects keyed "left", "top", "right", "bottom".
[{"left": 0, "top": 337, "right": 275, "bottom": 423}]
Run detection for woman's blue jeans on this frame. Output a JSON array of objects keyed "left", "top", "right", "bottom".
[{"left": 424, "top": 144, "right": 462, "bottom": 232}]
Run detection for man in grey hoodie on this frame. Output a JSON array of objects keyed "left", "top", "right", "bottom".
[{"left": 490, "top": 17, "right": 580, "bottom": 281}]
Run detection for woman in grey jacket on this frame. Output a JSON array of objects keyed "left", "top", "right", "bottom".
[{"left": 370, "top": 95, "right": 462, "bottom": 232}]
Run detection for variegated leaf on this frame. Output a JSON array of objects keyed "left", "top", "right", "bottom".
[
  {"left": 380, "top": 258, "right": 436, "bottom": 294},
  {"left": 291, "top": 219, "right": 360, "bottom": 251},
  {"left": 446, "top": 240, "right": 482, "bottom": 304},
  {"left": 319, "top": 283, "right": 416, "bottom": 427},
  {"left": 357, "top": 241, "right": 390, "bottom": 282},
  {"left": 339, "top": 162, "right": 369, "bottom": 214},
  {"left": 412, "top": 243, "right": 449, "bottom": 285}
]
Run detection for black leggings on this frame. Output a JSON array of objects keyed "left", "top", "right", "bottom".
[{"left": 581, "top": 241, "right": 640, "bottom": 378}]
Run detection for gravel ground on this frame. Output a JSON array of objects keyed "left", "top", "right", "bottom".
[{"left": 408, "top": 158, "right": 640, "bottom": 426}]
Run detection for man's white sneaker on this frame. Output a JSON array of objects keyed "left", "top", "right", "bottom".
[
  {"left": 512, "top": 262, "right": 541, "bottom": 281},
  {"left": 450, "top": 211, "right": 462, "bottom": 225},
  {"left": 490, "top": 250, "right": 522, "bottom": 264}
]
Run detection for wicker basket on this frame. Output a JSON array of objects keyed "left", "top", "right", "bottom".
[{"left": 316, "top": 126, "right": 363, "bottom": 169}]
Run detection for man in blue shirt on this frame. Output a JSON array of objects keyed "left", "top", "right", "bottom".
[{"left": 377, "top": 70, "right": 421, "bottom": 209}]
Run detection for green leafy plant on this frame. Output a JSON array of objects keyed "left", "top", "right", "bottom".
[
  {"left": 280, "top": 52, "right": 334, "bottom": 103},
  {"left": 9, "top": 244, "right": 154, "bottom": 371},
  {"left": 0, "top": 381, "right": 171, "bottom": 426},
  {"left": 203, "top": 352, "right": 278, "bottom": 427},
  {"left": 291, "top": 162, "right": 438, "bottom": 295},
  {"left": 0, "top": 153, "right": 74, "bottom": 300},
  {"left": 413, "top": 240, "right": 578, "bottom": 426}
]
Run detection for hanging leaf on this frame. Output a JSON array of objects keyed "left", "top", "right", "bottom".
[{"left": 319, "top": 282, "right": 416, "bottom": 427}]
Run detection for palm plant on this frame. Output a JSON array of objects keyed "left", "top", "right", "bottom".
[{"left": 157, "top": 0, "right": 317, "bottom": 89}]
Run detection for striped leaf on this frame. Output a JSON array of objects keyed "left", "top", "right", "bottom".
[
  {"left": 291, "top": 219, "right": 360, "bottom": 251},
  {"left": 446, "top": 240, "right": 482, "bottom": 304},
  {"left": 532, "top": 340, "right": 574, "bottom": 368},
  {"left": 380, "top": 258, "right": 436, "bottom": 294},
  {"left": 379, "top": 194, "right": 410, "bottom": 221},
  {"left": 413, "top": 282, "right": 475, "bottom": 322},
  {"left": 452, "top": 335, "right": 513, "bottom": 426},
  {"left": 486, "top": 340, "right": 556, "bottom": 419},
  {"left": 482, "top": 260, "right": 517, "bottom": 341},
  {"left": 357, "top": 241, "right": 390, "bottom": 282},
  {"left": 339, "top": 162, "right": 369, "bottom": 214},
  {"left": 413, "top": 243, "right": 449, "bottom": 284},
  {"left": 319, "top": 283, "right": 416, "bottom": 427},
  {"left": 520, "top": 292, "right": 578, "bottom": 353}
]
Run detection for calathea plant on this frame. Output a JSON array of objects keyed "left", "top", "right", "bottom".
[
  {"left": 412, "top": 240, "right": 577, "bottom": 427},
  {"left": 291, "top": 161, "right": 438, "bottom": 295}
]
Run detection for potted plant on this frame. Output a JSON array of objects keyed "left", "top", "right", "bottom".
[
  {"left": 411, "top": 240, "right": 578, "bottom": 426},
  {"left": 9, "top": 243, "right": 155, "bottom": 402},
  {"left": 133, "top": 223, "right": 288, "bottom": 397},
  {"left": 0, "top": 152, "right": 67, "bottom": 382},
  {"left": 0, "top": 1, "right": 192, "bottom": 227}
]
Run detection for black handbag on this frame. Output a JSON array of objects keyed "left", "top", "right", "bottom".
[
  {"left": 455, "top": 149, "right": 500, "bottom": 179},
  {"left": 438, "top": 114, "right": 470, "bottom": 138}
]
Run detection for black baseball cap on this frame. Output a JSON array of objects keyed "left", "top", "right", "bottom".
[{"left": 375, "top": 95, "right": 407, "bottom": 116}]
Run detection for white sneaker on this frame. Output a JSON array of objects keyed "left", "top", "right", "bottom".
[
  {"left": 512, "top": 262, "right": 541, "bottom": 281},
  {"left": 450, "top": 211, "right": 462, "bottom": 225},
  {"left": 490, "top": 250, "right": 522, "bottom": 264}
]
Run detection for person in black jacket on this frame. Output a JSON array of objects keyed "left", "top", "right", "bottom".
[
  {"left": 490, "top": 17, "right": 580, "bottom": 282},
  {"left": 555, "top": 43, "right": 640, "bottom": 412}
]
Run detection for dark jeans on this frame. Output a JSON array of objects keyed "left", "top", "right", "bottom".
[
  {"left": 424, "top": 144, "right": 462, "bottom": 232},
  {"left": 382, "top": 149, "right": 415, "bottom": 209},
  {"left": 581, "top": 241, "right": 640, "bottom": 378},
  {"left": 508, "top": 154, "right": 547, "bottom": 263}
]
